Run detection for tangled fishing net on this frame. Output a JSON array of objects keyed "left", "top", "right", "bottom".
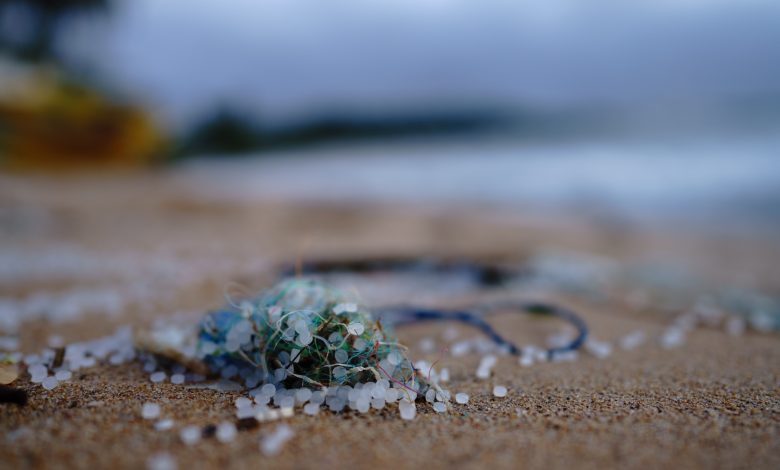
[{"left": 195, "top": 278, "right": 428, "bottom": 395}]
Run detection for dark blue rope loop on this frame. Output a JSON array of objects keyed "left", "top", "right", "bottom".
[
  {"left": 378, "top": 301, "right": 588, "bottom": 359},
  {"left": 276, "top": 257, "right": 589, "bottom": 358}
]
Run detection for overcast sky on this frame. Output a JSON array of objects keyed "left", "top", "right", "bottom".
[{"left": 61, "top": 0, "right": 780, "bottom": 127}]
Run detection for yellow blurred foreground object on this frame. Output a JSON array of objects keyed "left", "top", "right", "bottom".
[{"left": 0, "top": 64, "right": 166, "bottom": 171}]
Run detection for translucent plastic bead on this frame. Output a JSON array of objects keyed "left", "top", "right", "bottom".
[
  {"left": 399, "top": 400, "right": 416, "bottom": 420},
  {"left": 260, "top": 383, "right": 276, "bottom": 396},
  {"left": 42, "top": 376, "right": 59, "bottom": 390},
  {"left": 334, "top": 349, "right": 348, "bottom": 363},
  {"left": 347, "top": 322, "right": 365, "bottom": 336},
  {"left": 303, "top": 403, "right": 320, "bottom": 415},
  {"left": 55, "top": 370, "right": 72, "bottom": 381},
  {"left": 295, "top": 388, "right": 312, "bottom": 404},
  {"left": 371, "top": 398, "right": 385, "bottom": 410},
  {"left": 150, "top": 371, "right": 167, "bottom": 383},
  {"left": 179, "top": 426, "right": 201, "bottom": 446},
  {"left": 142, "top": 402, "right": 161, "bottom": 420},
  {"left": 216, "top": 422, "right": 237, "bottom": 443},
  {"left": 154, "top": 419, "right": 174, "bottom": 431},
  {"left": 356, "top": 397, "right": 370, "bottom": 413},
  {"left": 384, "top": 388, "right": 399, "bottom": 403}
]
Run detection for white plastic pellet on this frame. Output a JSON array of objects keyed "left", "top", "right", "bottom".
[
  {"left": 29, "top": 364, "right": 48, "bottom": 382},
  {"left": 260, "top": 424, "right": 295, "bottom": 456},
  {"left": 387, "top": 351, "right": 402, "bottom": 366},
  {"left": 141, "top": 402, "right": 161, "bottom": 420},
  {"left": 371, "top": 398, "right": 385, "bottom": 410},
  {"left": 179, "top": 426, "right": 201, "bottom": 446},
  {"left": 619, "top": 330, "right": 646, "bottom": 350},
  {"left": 235, "top": 397, "right": 253, "bottom": 409},
  {"left": 384, "top": 388, "right": 399, "bottom": 403},
  {"left": 334, "top": 349, "right": 348, "bottom": 363},
  {"left": 660, "top": 328, "right": 685, "bottom": 349},
  {"left": 41, "top": 376, "right": 59, "bottom": 390},
  {"left": 260, "top": 383, "right": 276, "bottom": 397},
  {"left": 355, "top": 399, "right": 370, "bottom": 413},
  {"left": 476, "top": 355, "right": 497, "bottom": 380},
  {"left": 216, "top": 422, "right": 237, "bottom": 443},
  {"left": 493, "top": 385, "right": 508, "bottom": 397},
  {"left": 346, "top": 322, "right": 365, "bottom": 336},
  {"left": 433, "top": 402, "right": 447, "bottom": 413},
  {"left": 295, "top": 388, "right": 312, "bottom": 404},
  {"left": 147, "top": 453, "right": 177, "bottom": 470},
  {"left": 55, "top": 370, "right": 72, "bottom": 381},
  {"left": 279, "top": 396, "right": 295, "bottom": 409},
  {"left": 150, "top": 371, "right": 167, "bottom": 383},
  {"left": 154, "top": 419, "right": 175, "bottom": 431},
  {"left": 237, "top": 406, "right": 258, "bottom": 419},
  {"left": 399, "top": 400, "right": 416, "bottom": 420},
  {"left": 455, "top": 393, "right": 470, "bottom": 404},
  {"left": 303, "top": 403, "right": 320, "bottom": 415},
  {"left": 170, "top": 374, "right": 185, "bottom": 385},
  {"left": 585, "top": 339, "right": 612, "bottom": 359},
  {"left": 255, "top": 394, "right": 271, "bottom": 406}
]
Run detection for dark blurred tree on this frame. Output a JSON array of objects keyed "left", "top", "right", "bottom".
[
  {"left": 178, "top": 109, "right": 262, "bottom": 157},
  {"left": 0, "top": 0, "right": 110, "bottom": 62}
]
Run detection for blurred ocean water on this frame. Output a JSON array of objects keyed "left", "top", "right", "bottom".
[{"left": 180, "top": 133, "right": 780, "bottom": 232}]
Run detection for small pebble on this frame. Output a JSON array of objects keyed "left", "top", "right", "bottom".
[{"left": 236, "top": 417, "right": 259, "bottom": 431}]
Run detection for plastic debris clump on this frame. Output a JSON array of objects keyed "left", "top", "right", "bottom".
[{"left": 196, "top": 278, "right": 427, "bottom": 393}]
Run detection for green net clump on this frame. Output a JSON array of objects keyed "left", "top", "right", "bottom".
[{"left": 197, "top": 278, "right": 424, "bottom": 391}]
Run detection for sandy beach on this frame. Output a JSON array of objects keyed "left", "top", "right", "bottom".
[{"left": 1, "top": 173, "right": 779, "bottom": 469}]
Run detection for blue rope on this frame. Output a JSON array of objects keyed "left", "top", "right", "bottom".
[
  {"left": 277, "top": 258, "right": 589, "bottom": 357},
  {"left": 378, "top": 301, "right": 588, "bottom": 359}
]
